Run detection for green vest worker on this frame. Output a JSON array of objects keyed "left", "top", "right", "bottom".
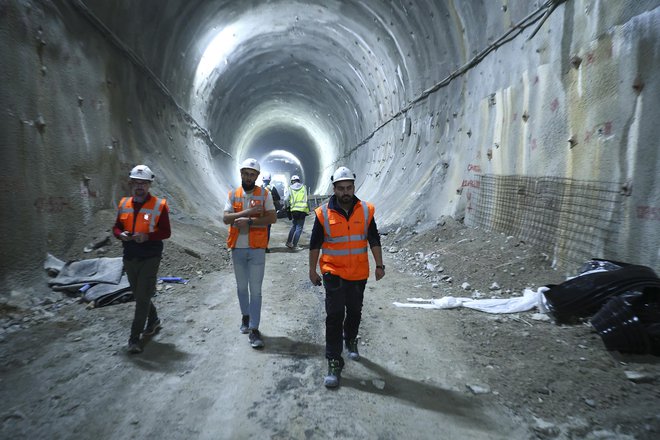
[{"left": 285, "top": 175, "right": 309, "bottom": 250}]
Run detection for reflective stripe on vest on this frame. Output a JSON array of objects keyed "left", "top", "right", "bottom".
[
  {"left": 320, "top": 202, "right": 369, "bottom": 256},
  {"left": 118, "top": 196, "right": 165, "bottom": 233},
  {"left": 226, "top": 186, "right": 269, "bottom": 249},
  {"left": 316, "top": 200, "right": 374, "bottom": 280},
  {"left": 289, "top": 186, "right": 309, "bottom": 213}
]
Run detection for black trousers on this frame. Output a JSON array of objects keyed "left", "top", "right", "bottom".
[
  {"left": 124, "top": 256, "right": 160, "bottom": 342},
  {"left": 323, "top": 273, "right": 366, "bottom": 360}
]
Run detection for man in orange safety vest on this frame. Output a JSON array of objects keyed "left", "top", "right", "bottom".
[
  {"left": 223, "top": 158, "right": 277, "bottom": 349},
  {"left": 308, "top": 166, "right": 385, "bottom": 388},
  {"left": 113, "top": 164, "right": 171, "bottom": 354}
]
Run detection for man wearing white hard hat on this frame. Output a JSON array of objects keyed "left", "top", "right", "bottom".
[
  {"left": 113, "top": 164, "right": 171, "bottom": 354},
  {"left": 223, "top": 158, "right": 277, "bottom": 349},
  {"left": 308, "top": 166, "right": 385, "bottom": 388},
  {"left": 285, "top": 174, "right": 309, "bottom": 251}
]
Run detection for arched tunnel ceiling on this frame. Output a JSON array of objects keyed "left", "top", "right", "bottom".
[
  {"left": 83, "top": 0, "right": 461, "bottom": 192},
  {"left": 4, "top": 0, "right": 660, "bottom": 284},
  {"left": 192, "top": 2, "right": 411, "bottom": 191}
]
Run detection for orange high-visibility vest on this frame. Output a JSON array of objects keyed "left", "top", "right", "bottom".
[
  {"left": 117, "top": 196, "right": 167, "bottom": 234},
  {"left": 227, "top": 186, "right": 269, "bottom": 249},
  {"left": 316, "top": 200, "right": 375, "bottom": 281}
]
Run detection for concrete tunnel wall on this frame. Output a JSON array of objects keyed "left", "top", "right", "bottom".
[{"left": 1, "top": 0, "right": 659, "bottom": 294}]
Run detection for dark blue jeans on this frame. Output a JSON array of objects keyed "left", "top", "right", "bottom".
[
  {"left": 323, "top": 273, "right": 366, "bottom": 360},
  {"left": 287, "top": 211, "right": 306, "bottom": 246},
  {"left": 231, "top": 248, "right": 266, "bottom": 330}
]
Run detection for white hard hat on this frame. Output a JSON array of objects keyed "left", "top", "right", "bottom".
[
  {"left": 291, "top": 175, "right": 300, "bottom": 182},
  {"left": 262, "top": 172, "right": 272, "bottom": 181},
  {"left": 240, "top": 158, "right": 260, "bottom": 173},
  {"left": 331, "top": 166, "right": 355, "bottom": 183},
  {"left": 129, "top": 164, "right": 155, "bottom": 181}
]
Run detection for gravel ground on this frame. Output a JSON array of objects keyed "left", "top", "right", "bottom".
[{"left": 1, "top": 210, "right": 658, "bottom": 439}]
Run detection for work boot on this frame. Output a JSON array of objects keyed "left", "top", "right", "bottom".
[
  {"left": 346, "top": 338, "right": 360, "bottom": 361},
  {"left": 248, "top": 329, "right": 265, "bottom": 349},
  {"left": 285, "top": 242, "right": 294, "bottom": 249},
  {"left": 240, "top": 315, "right": 250, "bottom": 334},
  {"left": 127, "top": 339, "right": 142, "bottom": 354},
  {"left": 324, "top": 358, "right": 344, "bottom": 388},
  {"left": 143, "top": 318, "right": 162, "bottom": 336}
]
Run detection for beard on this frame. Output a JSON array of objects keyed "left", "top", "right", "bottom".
[
  {"left": 242, "top": 182, "right": 256, "bottom": 191},
  {"left": 132, "top": 189, "right": 147, "bottom": 202}
]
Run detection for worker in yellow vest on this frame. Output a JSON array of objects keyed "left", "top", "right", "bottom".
[
  {"left": 223, "top": 158, "right": 277, "bottom": 349},
  {"left": 285, "top": 174, "right": 309, "bottom": 251},
  {"left": 308, "top": 166, "right": 385, "bottom": 388}
]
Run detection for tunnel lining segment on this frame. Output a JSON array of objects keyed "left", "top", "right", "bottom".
[
  {"left": 344, "top": 0, "right": 568, "bottom": 161},
  {"left": 71, "top": 0, "right": 231, "bottom": 158}
]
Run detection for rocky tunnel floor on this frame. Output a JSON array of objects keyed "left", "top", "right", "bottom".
[{"left": 1, "top": 211, "right": 659, "bottom": 439}]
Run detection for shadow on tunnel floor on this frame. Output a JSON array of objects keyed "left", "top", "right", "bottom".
[
  {"left": 126, "top": 339, "right": 191, "bottom": 373},
  {"left": 341, "top": 357, "right": 496, "bottom": 429}
]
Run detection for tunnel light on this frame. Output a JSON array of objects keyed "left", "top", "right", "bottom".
[
  {"left": 272, "top": 174, "right": 288, "bottom": 192},
  {"left": 189, "top": 11, "right": 340, "bottom": 194},
  {"left": 263, "top": 149, "right": 303, "bottom": 169},
  {"left": 194, "top": 24, "right": 239, "bottom": 90}
]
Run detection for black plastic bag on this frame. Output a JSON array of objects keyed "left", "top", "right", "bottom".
[{"left": 543, "top": 261, "right": 660, "bottom": 323}]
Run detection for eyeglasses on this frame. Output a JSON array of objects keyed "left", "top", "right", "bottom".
[
  {"left": 241, "top": 170, "right": 259, "bottom": 179},
  {"left": 130, "top": 180, "right": 151, "bottom": 186}
]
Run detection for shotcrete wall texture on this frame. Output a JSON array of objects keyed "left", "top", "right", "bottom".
[{"left": 1, "top": 0, "right": 659, "bottom": 292}]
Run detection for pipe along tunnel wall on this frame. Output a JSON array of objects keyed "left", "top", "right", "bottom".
[{"left": 1, "top": 0, "right": 659, "bottom": 293}]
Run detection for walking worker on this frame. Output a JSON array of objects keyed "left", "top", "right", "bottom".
[
  {"left": 308, "top": 166, "right": 385, "bottom": 388},
  {"left": 261, "top": 172, "right": 281, "bottom": 253},
  {"left": 223, "top": 158, "right": 277, "bottom": 349},
  {"left": 285, "top": 174, "right": 309, "bottom": 250},
  {"left": 113, "top": 164, "right": 171, "bottom": 354}
]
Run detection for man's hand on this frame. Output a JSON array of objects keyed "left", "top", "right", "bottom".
[
  {"left": 119, "top": 231, "right": 133, "bottom": 241},
  {"left": 233, "top": 217, "right": 251, "bottom": 230},
  {"left": 309, "top": 271, "right": 322, "bottom": 286},
  {"left": 375, "top": 266, "right": 385, "bottom": 281},
  {"left": 245, "top": 205, "right": 263, "bottom": 217}
]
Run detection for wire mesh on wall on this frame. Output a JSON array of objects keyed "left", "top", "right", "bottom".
[{"left": 466, "top": 175, "right": 624, "bottom": 270}]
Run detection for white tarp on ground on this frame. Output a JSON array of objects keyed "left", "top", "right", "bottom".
[{"left": 393, "top": 287, "right": 550, "bottom": 314}]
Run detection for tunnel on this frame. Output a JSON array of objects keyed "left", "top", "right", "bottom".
[{"left": 2, "top": 0, "right": 659, "bottom": 290}]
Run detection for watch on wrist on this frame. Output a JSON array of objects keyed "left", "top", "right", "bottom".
[
  {"left": 376, "top": 265, "right": 385, "bottom": 270},
  {"left": 248, "top": 218, "right": 254, "bottom": 226}
]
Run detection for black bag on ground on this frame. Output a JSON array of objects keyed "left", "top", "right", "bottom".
[{"left": 543, "top": 261, "right": 660, "bottom": 323}]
